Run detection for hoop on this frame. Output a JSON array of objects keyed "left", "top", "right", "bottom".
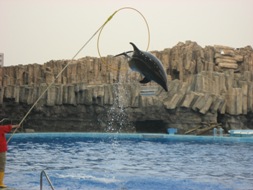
[{"left": 97, "top": 7, "right": 151, "bottom": 71}]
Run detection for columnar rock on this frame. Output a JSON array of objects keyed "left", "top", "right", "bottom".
[{"left": 0, "top": 41, "right": 253, "bottom": 132}]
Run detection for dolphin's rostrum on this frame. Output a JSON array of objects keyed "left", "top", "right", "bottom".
[{"left": 115, "top": 42, "right": 168, "bottom": 91}]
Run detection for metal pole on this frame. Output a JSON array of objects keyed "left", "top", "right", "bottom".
[{"left": 40, "top": 170, "right": 55, "bottom": 190}]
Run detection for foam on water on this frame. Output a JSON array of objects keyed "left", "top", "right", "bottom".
[{"left": 56, "top": 173, "right": 121, "bottom": 184}]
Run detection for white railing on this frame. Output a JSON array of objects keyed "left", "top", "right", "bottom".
[{"left": 40, "top": 170, "right": 55, "bottom": 190}]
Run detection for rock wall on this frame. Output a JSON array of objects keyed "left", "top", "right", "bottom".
[{"left": 1, "top": 41, "right": 253, "bottom": 133}]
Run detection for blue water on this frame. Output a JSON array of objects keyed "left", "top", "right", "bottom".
[{"left": 5, "top": 133, "right": 253, "bottom": 190}]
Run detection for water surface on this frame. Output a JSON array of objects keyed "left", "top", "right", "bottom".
[{"left": 6, "top": 133, "right": 253, "bottom": 190}]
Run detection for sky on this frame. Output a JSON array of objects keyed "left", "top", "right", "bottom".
[{"left": 0, "top": 0, "right": 253, "bottom": 66}]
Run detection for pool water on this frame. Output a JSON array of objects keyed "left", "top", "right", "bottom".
[{"left": 5, "top": 133, "right": 253, "bottom": 190}]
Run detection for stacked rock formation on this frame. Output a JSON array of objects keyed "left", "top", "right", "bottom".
[{"left": 0, "top": 41, "right": 252, "bottom": 133}]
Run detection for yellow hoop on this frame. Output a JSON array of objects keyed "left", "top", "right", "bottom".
[{"left": 97, "top": 7, "right": 151, "bottom": 71}]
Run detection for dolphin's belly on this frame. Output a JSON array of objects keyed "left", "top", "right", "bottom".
[
  {"left": 129, "top": 60, "right": 142, "bottom": 72},
  {"left": 129, "top": 58, "right": 160, "bottom": 77},
  {"left": 129, "top": 57, "right": 168, "bottom": 90}
]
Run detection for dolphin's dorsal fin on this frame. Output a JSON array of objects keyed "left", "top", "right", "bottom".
[
  {"left": 130, "top": 42, "right": 140, "bottom": 52},
  {"left": 140, "top": 77, "right": 151, "bottom": 84}
]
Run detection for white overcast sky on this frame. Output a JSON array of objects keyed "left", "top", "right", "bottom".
[{"left": 1, "top": 0, "right": 252, "bottom": 66}]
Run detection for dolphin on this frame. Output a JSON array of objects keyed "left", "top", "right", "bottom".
[{"left": 115, "top": 42, "right": 168, "bottom": 91}]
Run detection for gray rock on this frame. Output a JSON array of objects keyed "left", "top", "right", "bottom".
[{"left": 0, "top": 41, "right": 253, "bottom": 132}]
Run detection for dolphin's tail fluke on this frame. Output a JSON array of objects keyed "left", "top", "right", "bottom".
[{"left": 114, "top": 51, "right": 133, "bottom": 58}]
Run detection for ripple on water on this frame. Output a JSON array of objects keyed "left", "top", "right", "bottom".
[{"left": 5, "top": 135, "right": 253, "bottom": 190}]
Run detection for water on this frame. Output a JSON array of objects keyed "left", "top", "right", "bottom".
[
  {"left": 97, "top": 83, "right": 134, "bottom": 133},
  {"left": 5, "top": 133, "right": 253, "bottom": 190}
]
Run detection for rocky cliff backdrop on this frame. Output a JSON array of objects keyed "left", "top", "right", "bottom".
[{"left": 1, "top": 41, "right": 253, "bottom": 134}]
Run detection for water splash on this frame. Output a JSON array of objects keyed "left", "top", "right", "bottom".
[
  {"left": 97, "top": 80, "right": 134, "bottom": 133},
  {"left": 96, "top": 79, "right": 135, "bottom": 188}
]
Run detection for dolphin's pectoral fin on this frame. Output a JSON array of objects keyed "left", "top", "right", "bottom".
[{"left": 140, "top": 77, "right": 151, "bottom": 84}]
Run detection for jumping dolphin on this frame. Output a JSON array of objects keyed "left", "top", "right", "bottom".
[{"left": 115, "top": 42, "right": 168, "bottom": 91}]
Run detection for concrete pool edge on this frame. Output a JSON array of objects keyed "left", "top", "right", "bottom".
[{"left": 6, "top": 132, "right": 253, "bottom": 143}]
